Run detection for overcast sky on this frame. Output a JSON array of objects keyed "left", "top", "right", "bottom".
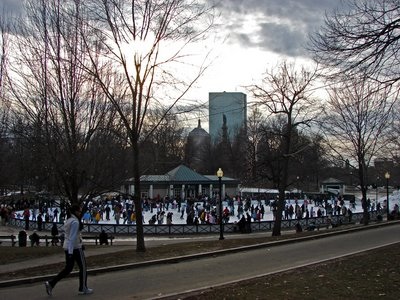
[
  {"left": 0, "top": 0, "right": 22, "bottom": 15},
  {"left": 215, "top": 0, "right": 344, "bottom": 58},
  {"left": 0, "top": 0, "right": 345, "bottom": 67},
  {"left": 182, "top": 0, "right": 348, "bottom": 116},
  {"left": 0, "top": 0, "right": 348, "bottom": 125},
  {"left": 0, "top": 0, "right": 346, "bottom": 63}
]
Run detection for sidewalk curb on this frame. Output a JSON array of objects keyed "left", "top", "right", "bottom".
[{"left": 0, "top": 221, "right": 399, "bottom": 288}]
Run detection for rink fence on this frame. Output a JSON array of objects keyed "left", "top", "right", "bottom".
[{"left": 8, "top": 211, "right": 377, "bottom": 236}]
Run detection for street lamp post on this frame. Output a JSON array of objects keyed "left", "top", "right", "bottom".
[
  {"left": 385, "top": 172, "right": 390, "bottom": 219},
  {"left": 217, "top": 168, "right": 224, "bottom": 240},
  {"left": 296, "top": 176, "right": 300, "bottom": 199}
]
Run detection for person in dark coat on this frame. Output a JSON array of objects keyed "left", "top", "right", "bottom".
[
  {"left": 51, "top": 223, "right": 59, "bottom": 246},
  {"left": 238, "top": 215, "right": 246, "bottom": 233},
  {"left": 99, "top": 230, "right": 109, "bottom": 245},
  {"left": 295, "top": 222, "right": 303, "bottom": 233},
  {"left": 37, "top": 214, "right": 43, "bottom": 231},
  {"left": 30, "top": 231, "right": 40, "bottom": 247},
  {"left": 245, "top": 212, "right": 252, "bottom": 233}
]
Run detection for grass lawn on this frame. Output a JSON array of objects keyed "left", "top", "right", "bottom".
[{"left": 179, "top": 242, "right": 400, "bottom": 300}]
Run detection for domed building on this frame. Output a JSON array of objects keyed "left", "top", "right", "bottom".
[{"left": 184, "top": 119, "right": 211, "bottom": 174}]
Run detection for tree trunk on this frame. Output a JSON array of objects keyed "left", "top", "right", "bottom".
[
  {"left": 133, "top": 142, "right": 145, "bottom": 252},
  {"left": 361, "top": 188, "right": 369, "bottom": 226},
  {"left": 272, "top": 189, "right": 285, "bottom": 236},
  {"left": 358, "top": 161, "right": 369, "bottom": 225}
]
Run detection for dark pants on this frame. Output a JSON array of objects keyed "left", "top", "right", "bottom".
[
  {"left": 49, "top": 248, "right": 87, "bottom": 291},
  {"left": 24, "top": 217, "right": 29, "bottom": 230}
]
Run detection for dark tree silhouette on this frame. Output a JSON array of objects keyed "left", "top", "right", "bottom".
[{"left": 309, "top": 0, "right": 400, "bottom": 85}]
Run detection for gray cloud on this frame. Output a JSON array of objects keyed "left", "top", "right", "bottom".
[
  {"left": 0, "top": 0, "right": 24, "bottom": 29},
  {"left": 213, "top": 0, "right": 346, "bottom": 58},
  {"left": 259, "top": 22, "right": 307, "bottom": 57},
  {"left": 0, "top": 0, "right": 23, "bottom": 14}
]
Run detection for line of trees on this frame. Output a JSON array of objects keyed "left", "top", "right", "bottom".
[
  {"left": 308, "top": 0, "right": 400, "bottom": 225},
  {"left": 0, "top": 0, "right": 217, "bottom": 252},
  {"left": 1, "top": 0, "right": 400, "bottom": 242}
]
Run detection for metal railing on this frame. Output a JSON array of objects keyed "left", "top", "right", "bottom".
[{"left": 8, "top": 211, "right": 377, "bottom": 236}]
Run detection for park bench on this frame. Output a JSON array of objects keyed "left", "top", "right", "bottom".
[
  {"left": 340, "top": 220, "right": 356, "bottom": 226},
  {"left": 0, "top": 235, "right": 17, "bottom": 246},
  {"left": 316, "top": 219, "right": 356, "bottom": 231},
  {"left": 0, "top": 233, "right": 56, "bottom": 247},
  {"left": 316, "top": 222, "right": 330, "bottom": 230},
  {"left": 0, "top": 234, "right": 114, "bottom": 247},
  {"left": 39, "top": 234, "right": 115, "bottom": 246},
  {"left": 82, "top": 235, "right": 114, "bottom": 246}
]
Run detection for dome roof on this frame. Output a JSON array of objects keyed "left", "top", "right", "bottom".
[{"left": 188, "top": 119, "right": 210, "bottom": 137}]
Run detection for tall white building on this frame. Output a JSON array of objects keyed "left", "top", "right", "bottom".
[{"left": 208, "top": 92, "right": 247, "bottom": 143}]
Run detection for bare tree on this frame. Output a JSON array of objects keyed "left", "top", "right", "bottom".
[
  {"left": 80, "top": 116, "right": 130, "bottom": 198},
  {"left": 0, "top": 3, "right": 11, "bottom": 192},
  {"left": 309, "top": 0, "right": 400, "bottom": 85},
  {"left": 0, "top": 5, "right": 9, "bottom": 96},
  {"left": 299, "top": 133, "right": 327, "bottom": 192},
  {"left": 230, "top": 126, "right": 248, "bottom": 180},
  {"left": 248, "top": 61, "right": 320, "bottom": 236},
  {"left": 7, "top": 0, "right": 111, "bottom": 204},
  {"left": 141, "top": 107, "right": 186, "bottom": 174},
  {"left": 245, "top": 105, "right": 264, "bottom": 185},
  {"left": 388, "top": 105, "right": 400, "bottom": 166},
  {"left": 80, "top": 0, "right": 215, "bottom": 252},
  {"left": 321, "top": 76, "right": 396, "bottom": 223}
]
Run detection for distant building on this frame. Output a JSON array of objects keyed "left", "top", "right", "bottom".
[
  {"left": 184, "top": 119, "right": 211, "bottom": 174},
  {"left": 320, "top": 178, "right": 346, "bottom": 195},
  {"left": 122, "top": 165, "right": 240, "bottom": 200},
  {"left": 208, "top": 92, "right": 247, "bottom": 143}
]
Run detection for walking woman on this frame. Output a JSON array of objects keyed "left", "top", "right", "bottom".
[{"left": 45, "top": 204, "right": 93, "bottom": 296}]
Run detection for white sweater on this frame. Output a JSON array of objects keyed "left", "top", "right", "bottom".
[{"left": 62, "top": 214, "right": 82, "bottom": 254}]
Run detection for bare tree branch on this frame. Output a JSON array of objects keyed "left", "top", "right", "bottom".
[
  {"left": 80, "top": 0, "right": 216, "bottom": 252},
  {"left": 309, "top": 0, "right": 400, "bottom": 85},
  {"left": 320, "top": 75, "right": 396, "bottom": 223},
  {"left": 248, "top": 61, "right": 321, "bottom": 236}
]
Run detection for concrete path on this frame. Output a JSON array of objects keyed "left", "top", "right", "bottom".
[{"left": 0, "top": 224, "right": 289, "bottom": 274}]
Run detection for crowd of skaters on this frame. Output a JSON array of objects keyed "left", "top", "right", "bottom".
[
  {"left": 1, "top": 192, "right": 396, "bottom": 230},
  {"left": 91, "top": 193, "right": 393, "bottom": 225},
  {"left": 281, "top": 195, "right": 390, "bottom": 222},
  {"left": 68, "top": 193, "right": 382, "bottom": 230},
  {"left": 79, "top": 195, "right": 275, "bottom": 226},
  {"left": 2, "top": 194, "right": 268, "bottom": 227},
  {"left": 0, "top": 197, "right": 62, "bottom": 229}
]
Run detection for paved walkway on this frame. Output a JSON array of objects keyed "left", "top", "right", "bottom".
[{"left": 0, "top": 224, "right": 288, "bottom": 274}]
